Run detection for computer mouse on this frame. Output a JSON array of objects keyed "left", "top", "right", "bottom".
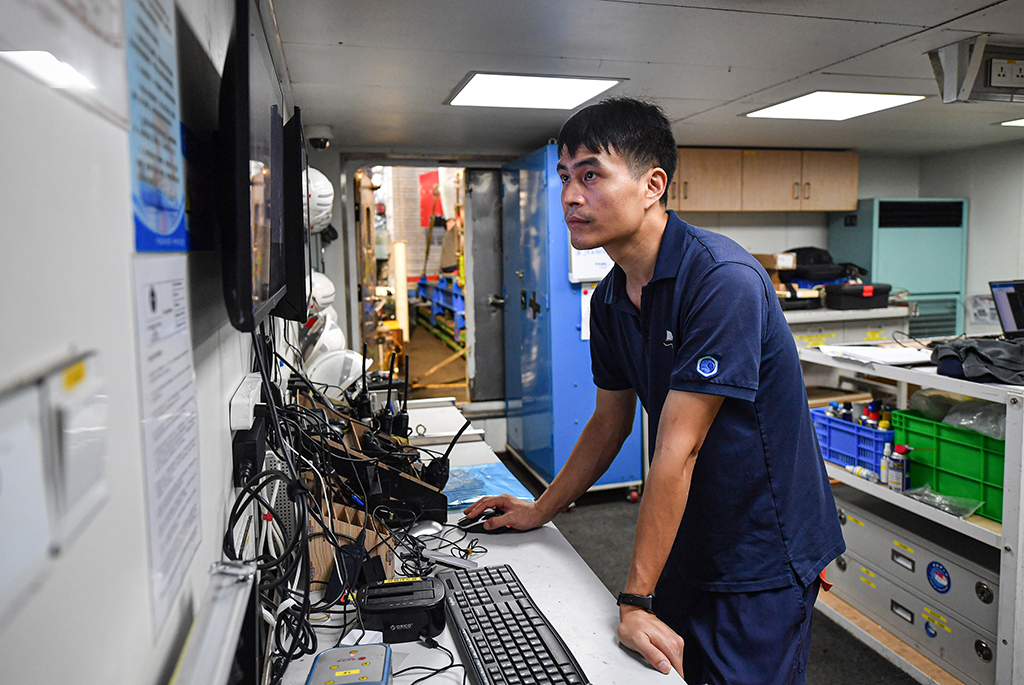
[{"left": 456, "top": 507, "right": 509, "bottom": 534}]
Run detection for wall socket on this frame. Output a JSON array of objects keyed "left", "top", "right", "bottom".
[{"left": 990, "top": 59, "right": 1024, "bottom": 87}]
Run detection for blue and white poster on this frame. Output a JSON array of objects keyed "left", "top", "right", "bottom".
[{"left": 125, "top": 0, "right": 187, "bottom": 251}]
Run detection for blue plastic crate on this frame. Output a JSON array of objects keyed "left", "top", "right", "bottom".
[{"left": 810, "top": 408, "right": 893, "bottom": 473}]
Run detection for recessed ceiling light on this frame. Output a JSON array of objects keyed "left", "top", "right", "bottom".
[
  {"left": 746, "top": 91, "right": 925, "bottom": 121},
  {"left": 0, "top": 51, "right": 95, "bottom": 90},
  {"left": 1001, "top": 118, "right": 1024, "bottom": 127},
  {"left": 449, "top": 73, "right": 619, "bottom": 110}
]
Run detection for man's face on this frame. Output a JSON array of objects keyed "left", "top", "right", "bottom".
[{"left": 558, "top": 146, "right": 650, "bottom": 251}]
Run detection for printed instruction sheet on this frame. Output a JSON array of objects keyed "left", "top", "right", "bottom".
[{"left": 133, "top": 253, "right": 201, "bottom": 632}]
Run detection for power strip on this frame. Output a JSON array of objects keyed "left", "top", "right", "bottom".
[
  {"left": 421, "top": 549, "right": 478, "bottom": 569},
  {"left": 230, "top": 372, "right": 263, "bottom": 430}
]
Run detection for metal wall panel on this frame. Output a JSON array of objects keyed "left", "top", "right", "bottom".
[{"left": 465, "top": 169, "right": 505, "bottom": 402}]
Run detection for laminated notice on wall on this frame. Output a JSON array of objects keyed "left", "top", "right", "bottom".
[
  {"left": 568, "top": 241, "right": 614, "bottom": 284},
  {"left": 132, "top": 254, "right": 201, "bottom": 632},
  {"left": 125, "top": 0, "right": 187, "bottom": 251}
]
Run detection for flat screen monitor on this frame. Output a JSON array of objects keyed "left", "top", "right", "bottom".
[
  {"left": 271, "top": 106, "right": 312, "bottom": 322},
  {"left": 219, "top": 0, "right": 287, "bottom": 332},
  {"left": 989, "top": 280, "right": 1024, "bottom": 338}
]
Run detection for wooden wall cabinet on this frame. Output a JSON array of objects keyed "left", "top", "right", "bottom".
[
  {"left": 667, "top": 148, "right": 859, "bottom": 212},
  {"left": 740, "top": 149, "right": 859, "bottom": 211},
  {"left": 670, "top": 148, "right": 742, "bottom": 211}
]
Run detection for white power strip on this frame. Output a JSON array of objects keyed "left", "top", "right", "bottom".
[{"left": 229, "top": 372, "right": 263, "bottom": 431}]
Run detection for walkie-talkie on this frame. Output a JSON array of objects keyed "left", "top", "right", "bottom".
[
  {"left": 391, "top": 354, "right": 410, "bottom": 438},
  {"left": 375, "top": 352, "right": 397, "bottom": 434},
  {"left": 349, "top": 343, "right": 373, "bottom": 419}
]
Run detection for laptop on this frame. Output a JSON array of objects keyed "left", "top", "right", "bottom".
[{"left": 988, "top": 280, "right": 1024, "bottom": 338}]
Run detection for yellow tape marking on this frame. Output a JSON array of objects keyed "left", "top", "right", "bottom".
[
  {"left": 860, "top": 566, "right": 876, "bottom": 578},
  {"left": 795, "top": 333, "right": 837, "bottom": 347},
  {"left": 384, "top": 577, "right": 420, "bottom": 583},
  {"left": 863, "top": 330, "right": 887, "bottom": 341},
  {"left": 62, "top": 360, "right": 87, "bottom": 391},
  {"left": 893, "top": 540, "right": 915, "bottom": 554},
  {"left": 860, "top": 577, "right": 876, "bottom": 588},
  {"left": 846, "top": 515, "right": 865, "bottom": 527},
  {"left": 923, "top": 608, "right": 949, "bottom": 624},
  {"left": 336, "top": 670, "right": 359, "bottom": 676}
]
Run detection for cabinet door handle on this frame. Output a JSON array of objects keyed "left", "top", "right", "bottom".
[
  {"left": 683, "top": 181, "right": 689, "bottom": 200},
  {"left": 804, "top": 182, "right": 811, "bottom": 200},
  {"left": 792, "top": 182, "right": 800, "bottom": 200},
  {"left": 671, "top": 182, "right": 676, "bottom": 200}
]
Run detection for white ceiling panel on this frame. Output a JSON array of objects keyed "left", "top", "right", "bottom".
[{"left": 272, "top": 0, "right": 1024, "bottom": 158}]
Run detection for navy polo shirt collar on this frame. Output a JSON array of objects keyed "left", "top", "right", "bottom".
[{"left": 603, "top": 211, "right": 687, "bottom": 312}]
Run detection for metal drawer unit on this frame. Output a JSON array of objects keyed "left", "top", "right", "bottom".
[
  {"left": 834, "top": 486, "right": 1000, "bottom": 634},
  {"left": 828, "top": 549, "right": 997, "bottom": 685}
]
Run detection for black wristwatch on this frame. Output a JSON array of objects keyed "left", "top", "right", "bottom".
[{"left": 616, "top": 592, "right": 654, "bottom": 613}]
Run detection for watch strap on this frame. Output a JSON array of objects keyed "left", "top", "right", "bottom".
[{"left": 616, "top": 592, "right": 654, "bottom": 612}]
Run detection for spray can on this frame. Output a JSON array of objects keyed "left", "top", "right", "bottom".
[
  {"left": 888, "top": 444, "right": 908, "bottom": 492},
  {"left": 880, "top": 443, "right": 891, "bottom": 485}
]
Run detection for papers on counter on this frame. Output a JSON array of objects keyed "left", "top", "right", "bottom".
[{"left": 816, "top": 345, "right": 934, "bottom": 366}]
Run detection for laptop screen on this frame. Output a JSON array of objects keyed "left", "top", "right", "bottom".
[{"left": 989, "top": 280, "right": 1024, "bottom": 338}]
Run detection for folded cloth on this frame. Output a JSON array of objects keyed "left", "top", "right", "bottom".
[{"left": 931, "top": 338, "right": 1024, "bottom": 385}]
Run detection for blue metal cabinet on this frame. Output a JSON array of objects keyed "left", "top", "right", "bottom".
[
  {"left": 829, "top": 199, "right": 968, "bottom": 336},
  {"left": 503, "top": 145, "right": 643, "bottom": 488}
]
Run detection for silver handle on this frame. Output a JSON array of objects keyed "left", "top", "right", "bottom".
[
  {"left": 804, "top": 182, "right": 811, "bottom": 200},
  {"left": 683, "top": 181, "right": 689, "bottom": 200},
  {"left": 792, "top": 182, "right": 800, "bottom": 200}
]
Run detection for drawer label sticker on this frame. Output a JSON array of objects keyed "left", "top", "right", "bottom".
[
  {"left": 927, "top": 562, "right": 951, "bottom": 594},
  {"left": 922, "top": 608, "right": 951, "bottom": 633},
  {"left": 893, "top": 540, "right": 914, "bottom": 554}
]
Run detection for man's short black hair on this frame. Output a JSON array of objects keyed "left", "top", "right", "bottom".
[{"left": 557, "top": 97, "right": 676, "bottom": 204}]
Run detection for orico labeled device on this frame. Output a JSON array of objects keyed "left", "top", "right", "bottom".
[{"left": 357, "top": 577, "right": 446, "bottom": 643}]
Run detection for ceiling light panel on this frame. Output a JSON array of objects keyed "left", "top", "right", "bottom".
[
  {"left": 449, "top": 73, "right": 619, "bottom": 110},
  {"left": 0, "top": 51, "right": 95, "bottom": 90},
  {"left": 1001, "top": 118, "right": 1024, "bottom": 127},
  {"left": 746, "top": 91, "right": 925, "bottom": 121}
]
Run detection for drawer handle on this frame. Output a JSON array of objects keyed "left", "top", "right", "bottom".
[
  {"left": 683, "top": 181, "right": 689, "bottom": 200},
  {"left": 804, "top": 182, "right": 811, "bottom": 200},
  {"left": 891, "top": 549, "right": 915, "bottom": 573},
  {"left": 890, "top": 600, "right": 914, "bottom": 624},
  {"left": 792, "top": 182, "right": 800, "bottom": 200},
  {"left": 671, "top": 182, "right": 677, "bottom": 200}
]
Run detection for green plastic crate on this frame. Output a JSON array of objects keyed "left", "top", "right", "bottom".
[{"left": 892, "top": 410, "right": 1005, "bottom": 522}]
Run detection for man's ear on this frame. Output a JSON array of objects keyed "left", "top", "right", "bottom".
[{"left": 644, "top": 167, "right": 668, "bottom": 209}]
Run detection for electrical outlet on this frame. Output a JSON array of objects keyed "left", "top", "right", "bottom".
[
  {"left": 987, "top": 59, "right": 1011, "bottom": 87},
  {"left": 990, "top": 59, "right": 1018, "bottom": 87}
]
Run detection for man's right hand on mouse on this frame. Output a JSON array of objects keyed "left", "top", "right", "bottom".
[{"left": 463, "top": 494, "right": 550, "bottom": 532}]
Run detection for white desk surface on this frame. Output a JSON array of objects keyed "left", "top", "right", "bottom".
[
  {"left": 407, "top": 404, "right": 485, "bottom": 445},
  {"left": 783, "top": 305, "right": 910, "bottom": 324}
]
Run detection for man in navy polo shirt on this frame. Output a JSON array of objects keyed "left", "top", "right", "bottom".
[{"left": 465, "top": 98, "right": 845, "bottom": 684}]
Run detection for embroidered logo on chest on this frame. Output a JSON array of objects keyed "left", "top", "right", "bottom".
[
  {"left": 696, "top": 356, "right": 719, "bottom": 378},
  {"left": 664, "top": 330, "right": 674, "bottom": 347}
]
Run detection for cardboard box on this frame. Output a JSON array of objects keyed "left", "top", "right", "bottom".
[{"left": 753, "top": 252, "right": 797, "bottom": 271}]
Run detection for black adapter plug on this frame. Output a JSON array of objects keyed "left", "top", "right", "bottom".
[{"left": 232, "top": 412, "right": 267, "bottom": 487}]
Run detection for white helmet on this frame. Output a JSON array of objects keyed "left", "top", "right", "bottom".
[
  {"left": 307, "top": 350, "right": 373, "bottom": 401},
  {"left": 304, "top": 317, "right": 346, "bottom": 365},
  {"left": 310, "top": 272, "right": 335, "bottom": 313},
  {"left": 305, "top": 167, "right": 334, "bottom": 233}
]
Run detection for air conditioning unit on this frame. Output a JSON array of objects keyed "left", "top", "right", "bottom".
[{"left": 928, "top": 35, "right": 1024, "bottom": 104}]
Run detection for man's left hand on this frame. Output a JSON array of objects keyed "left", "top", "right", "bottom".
[{"left": 617, "top": 605, "right": 684, "bottom": 677}]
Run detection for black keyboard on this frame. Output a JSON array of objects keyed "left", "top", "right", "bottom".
[{"left": 436, "top": 564, "right": 590, "bottom": 685}]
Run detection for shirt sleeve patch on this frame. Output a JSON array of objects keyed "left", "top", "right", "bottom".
[{"left": 696, "top": 356, "right": 719, "bottom": 378}]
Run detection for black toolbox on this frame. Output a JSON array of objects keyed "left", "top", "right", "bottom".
[{"left": 824, "top": 283, "right": 891, "bottom": 309}]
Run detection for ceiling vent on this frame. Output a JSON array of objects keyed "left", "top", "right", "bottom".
[{"left": 928, "top": 35, "right": 1024, "bottom": 104}]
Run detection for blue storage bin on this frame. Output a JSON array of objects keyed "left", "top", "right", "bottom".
[{"left": 810, "top": 408, "right": 893, "bottom": 473}]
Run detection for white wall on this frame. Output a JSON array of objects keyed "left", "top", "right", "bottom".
[
  {"left": 858, "top": 156, "right": 921, "bottom": 200},
  {"left": 678, "top": 212, "right": 830, "bottom": 253},
  {"left": 0, "top": 2, "right": 250, "bottom": 683},
  {"left": 920, "top": 142, "right": 1024, "bottom": 334}
]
